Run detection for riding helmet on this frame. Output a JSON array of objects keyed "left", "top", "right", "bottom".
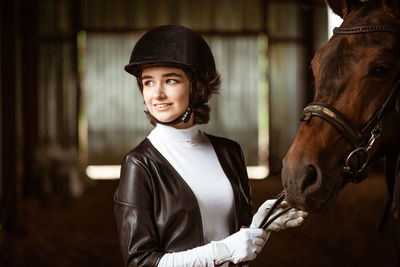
[{"left": 124, "top": 25, "right": 216, "bottom": 77}]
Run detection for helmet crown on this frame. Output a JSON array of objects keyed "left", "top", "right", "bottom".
[{"left": 125, "top": 25, "right": 216, "bottom": 77}]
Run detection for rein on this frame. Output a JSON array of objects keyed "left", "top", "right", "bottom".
[
  {"left": 258, "top": 191, "right": 290, "bottom": 230},
  {"left": 301, "top": 25, "right": 400, "bottom": 183}
]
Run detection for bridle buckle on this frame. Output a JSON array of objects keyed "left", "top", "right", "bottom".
[{"left": 343, "top": 124, "right": 382, "bottom": 175}]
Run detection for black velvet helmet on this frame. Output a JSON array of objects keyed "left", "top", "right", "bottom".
[{"left": 124, "top": 25, "right": 216, "bottom": 77}]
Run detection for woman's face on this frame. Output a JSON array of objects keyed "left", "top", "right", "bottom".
[{"left": 141, "top": 66, "right": 193, "bottom": 129}]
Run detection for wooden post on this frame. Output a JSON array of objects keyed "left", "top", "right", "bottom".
[
  {"left": 21, "top": 0, "right": 38, "bottom": 197},
  {"left": 1, "top": 0, "right": 18, "bottom": 230}
]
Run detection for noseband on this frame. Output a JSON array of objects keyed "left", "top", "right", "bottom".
[{"left": 301, "top": 25, "right": 400, "bottom": 183}]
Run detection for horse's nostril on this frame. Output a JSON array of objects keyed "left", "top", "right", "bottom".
[{"left": 301, "top": 165, "right": 318, "bottom": 192}]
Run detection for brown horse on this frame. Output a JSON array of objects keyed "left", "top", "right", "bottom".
[{"left": 282, "top": 0, "right": 400, "bottom": 224}]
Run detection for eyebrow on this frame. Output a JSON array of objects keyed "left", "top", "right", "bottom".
[{"left": 142, "top": 72, "right": 183, "bottom": 80}]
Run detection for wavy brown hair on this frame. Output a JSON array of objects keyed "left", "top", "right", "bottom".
[{"left": 136, "top": 65, "right": 221, "bottom": 126}]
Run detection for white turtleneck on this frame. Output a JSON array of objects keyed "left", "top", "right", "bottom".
[{"left": 147, "top": 124, "right": 234, "bottom": 244}]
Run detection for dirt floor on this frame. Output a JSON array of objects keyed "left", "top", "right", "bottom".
[{"left": 0, "top": 172, "right": 397, "bottom": 267}]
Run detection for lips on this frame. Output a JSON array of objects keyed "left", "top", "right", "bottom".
[{"left": 153, "top": 103, "right": 172, "bottom": 110}]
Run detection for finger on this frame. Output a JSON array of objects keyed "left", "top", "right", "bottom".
[
  {"left": 259, "top": 199, "right": 276, "bottom": 210},
  {"left": 284, "top": 209, "right": 307, "bottom": 219},
  {"left": 284, "top": 217, "right": 305, "bottom": 228},
  {"left": 271, "top": 207, "right": 290, "bottom": 215},
  {"left": 260, "top": 229, "right": 268, "bottom": 239},
  {"left": 247, "top": 228, "right": 266, "bottom": 237},
  {"left": 298, "top": 211, "right": 308, "bottom": 217},
  {"left": 277, "top": 200, "right": 290, "bottom": 208},
  {"left": 253, "top": 237, "right": 265, "bottom": 246},
  {"left": 268, "top": 224, "right": 281, "bottom": 231},
  {"left": 248, "top": 252, "right": 258, "bottom": 261},
  {"left": 254, "top": 244, "right": 263, "bottom": 254}
]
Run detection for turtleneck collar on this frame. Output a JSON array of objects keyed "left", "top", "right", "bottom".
[{"left": 149, "top": 123, "right": 202, "bottom": 144}]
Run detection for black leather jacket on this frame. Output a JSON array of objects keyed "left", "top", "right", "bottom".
[{"left": 114, "top": 134, "right": 253, "bottom": 267}]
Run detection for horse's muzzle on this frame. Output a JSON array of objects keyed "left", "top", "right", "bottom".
[{"left": 281, "top": 154, "right": 341, "bottom": 213}]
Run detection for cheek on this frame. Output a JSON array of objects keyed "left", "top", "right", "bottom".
[
  {"left": 179, "top": 89, "right": 190, "bottom": 103},
  {"left": 172, "top": 86, "right": 190, "bottom": 104},
  {"left": 142, "top": 90, "right": 151, "bottom": 105}
]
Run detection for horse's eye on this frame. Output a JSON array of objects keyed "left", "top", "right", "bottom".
[{"left": 370, "top": 64, "right": 391, "bottom": 76}]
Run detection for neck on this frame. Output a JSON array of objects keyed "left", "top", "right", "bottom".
[{"left": 170, "top": 116, "right": 194, "bottom": 129}]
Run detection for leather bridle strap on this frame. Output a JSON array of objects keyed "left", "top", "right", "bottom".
[
  {"left": 301, "top": 74, "right": 400, "bottom": 151},
  {"left": 333, "top": 25, "right": 400, "bottom": 35},
  {"left": 301, "top": 102, "right": 365, "bottom": 148},
  {"left": 361, "top": 78, "right": 400, "bottom": 133},
  {"left": 301, "top": 76, "right": 400, "bottom": 149}
]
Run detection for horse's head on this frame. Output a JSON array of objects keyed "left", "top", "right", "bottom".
[{"left": 282, "top": 0, "right": 400, "bottom": 212}]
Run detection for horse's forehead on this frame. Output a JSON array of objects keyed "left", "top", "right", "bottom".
[
  {"left": 312, "top": 37, "right": 369, "bottom": 101},
  {"left": 315, "top": 38, "right": 358, "bottom": 74},
  {"left": 315, "top": 31, "right": 398, "bottom": 73}
]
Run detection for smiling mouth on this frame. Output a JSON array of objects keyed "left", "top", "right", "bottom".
[{"left": 154, "top": 103, "right": 171, "bottom": 109}]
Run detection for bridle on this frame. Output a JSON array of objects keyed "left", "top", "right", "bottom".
[{"left": 301, "top": 25, "right": 400, "bottom": 183}]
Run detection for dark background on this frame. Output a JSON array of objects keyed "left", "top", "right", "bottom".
[
  {"left": 1, "top": 0, "right": 397, "bottom": 266},
  {"left": 0, "top": 173, "right": 396, "bottom": 266}
]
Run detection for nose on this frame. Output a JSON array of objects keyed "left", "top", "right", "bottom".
[
  {"left": 282, "top": 155, "right": 323, "bottom": 210},
  {"left": 282, "top": 159, "right": 321, "bottom": 195},
  {"left": 301, "top": 165, "right": 318, "bottom": 192},
  {"left": 153, "top": 82, "right": 166, "bottom": 99}
]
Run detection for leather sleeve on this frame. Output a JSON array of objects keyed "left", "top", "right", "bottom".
[
  {"left": 114, "top": 154, "right": 164, "bottom": 267},
  {"left": 237, "top": 144, "right": 253, "bottom": 227}
]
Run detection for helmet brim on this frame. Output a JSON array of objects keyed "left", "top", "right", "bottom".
[{"left": 125, "top": 61, "right": 195, "bottom": 77}]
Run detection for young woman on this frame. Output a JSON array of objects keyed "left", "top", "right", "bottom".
[{"left": 114, "top": 25, "right": 307, "bottom": 267}]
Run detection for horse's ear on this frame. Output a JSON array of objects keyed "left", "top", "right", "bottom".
[
  {"left": 382, "top": 0, "right": 400, "bottom": 20},
  {"left": 326, "top": 0, "right": 360, "bottom": 18}
]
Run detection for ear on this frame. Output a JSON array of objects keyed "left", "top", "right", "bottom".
[
  {"left": 326, "top": 0, "right": 360, "bottom": 18},
  {"left": 382, "top": 0, "right": 400, "bottom": 20}
]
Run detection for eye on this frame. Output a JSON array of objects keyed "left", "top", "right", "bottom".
[
  {"left": 143, "top": 80, "right": 154, "bottom": 87},
  {"left": 166, "top": 79, "right": 177, "bottom": 85},
  {"left": 369, "top": 64, "right": 392, "bottom": 76}
]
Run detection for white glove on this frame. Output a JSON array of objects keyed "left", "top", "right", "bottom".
[
  {"left": 250, "top": 199, "right": 308, "bottom": 231},
  {"left": 211, "top": 228, "right": 269, "bottom": 265}
]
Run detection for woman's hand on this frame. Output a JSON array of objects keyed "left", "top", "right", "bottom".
[
  {"left": 250, "top": 199, "right": 308, "bottom": 231},
  {"left": 211, "top": 227, "right": 269, "bottom": 264}
]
